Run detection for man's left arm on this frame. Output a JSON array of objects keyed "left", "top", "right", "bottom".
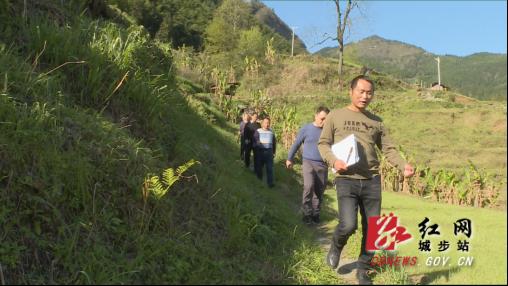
[{"left": 253, "top": 130, "right": 260, "bottom": 149}]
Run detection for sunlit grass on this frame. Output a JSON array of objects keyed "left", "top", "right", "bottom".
[{"left": 322, "top": 188, "right": 507, "bottom": 284}]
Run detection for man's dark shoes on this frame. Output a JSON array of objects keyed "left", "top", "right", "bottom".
[
  {"left": 326, "top": 246, "right": 342, "bottom": 270},
  {"left": 356, "top": 268, "right": 373, "bottom": 285}
]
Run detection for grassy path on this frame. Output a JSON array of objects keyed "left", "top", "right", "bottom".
[
  {"left": 216, "top": 93, "right": 506, "bottom": 284},
  {"left": 315, "top": 183, "right": 507, "bottom": 284},
  {"left": 209, "top": 112, "right": 506, "bottom": 284}
]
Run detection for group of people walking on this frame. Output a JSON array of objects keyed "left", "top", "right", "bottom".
[
  {"left": 239, "top": 111, "right": 276, "bottom": 188},
  {"left": 238, "top": 75, "right": 415, "bottom": 284}
]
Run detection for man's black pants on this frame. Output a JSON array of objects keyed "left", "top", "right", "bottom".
[
  {"left": 244, "top": 142, "right": 253, "bottom": 168},
  {"left": 332, "top": 175, "right": 382, "bottom": 269},
  {"left": 240, "top": 136, "right": 247, "bottom": 161},
  {"left": 254, "top": 148, "right": 274, "bottom": 187}
]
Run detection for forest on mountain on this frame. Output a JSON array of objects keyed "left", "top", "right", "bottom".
[{"left": 318, "top": 35, "right": 507, "bottom": 101}]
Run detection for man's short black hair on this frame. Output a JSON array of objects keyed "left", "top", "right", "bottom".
[
  {"left": 316, "top": 106, "right": 330, "bottom": 114},
  {"left": 350, "top": 75, "right": 375, "bottom": 92}
]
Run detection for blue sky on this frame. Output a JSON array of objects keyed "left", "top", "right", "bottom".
[{"left": 261, "top": 1, "right": 507, "bottom": 56}]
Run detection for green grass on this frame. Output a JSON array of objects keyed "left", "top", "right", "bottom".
[
  {"left": 373, "top": 90, "right": 507, "bottom": 206},
  {"left": 177, "top": 92, "right": 348, "bottom": 284},
  {"left": 377, "top": 90, "right": 507, "bottom": 178}
]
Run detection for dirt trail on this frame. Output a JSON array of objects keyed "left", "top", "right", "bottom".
[{"left": 314, "top": 224, "right": 360, "bottom": 284}]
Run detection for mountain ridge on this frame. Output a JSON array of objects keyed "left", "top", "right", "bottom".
[
  {"left": 315, "top": 35, "right": 507, "bottom": 100},
  {"left": 317, "top": 35, "right": 507, "bottom": 58}
]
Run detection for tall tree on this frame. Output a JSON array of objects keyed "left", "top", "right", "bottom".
[
  {"left": 237, "top": 26, "right": 266, "bottom": 61},
  {"left": 215, "top": 0, "right": 252, "bottom": 33},
  {"left": 205, "top": 17, "right": 238, "bottom": 54},
  {"left": 334, "top": 0, "right": 358, "bottom": 88},
  {"left": 204, "top": 0, "right": 254, "bottom": 69},
  {"left": 161, "top": 0, "right": 221, "bottom": 49}
]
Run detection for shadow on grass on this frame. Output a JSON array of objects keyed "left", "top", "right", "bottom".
[
  {"left": 338, "top": 261, "right": 358, "bottom": 274},
  {"left": 408, "top": 266, "right": 463, "bottom": 285}
]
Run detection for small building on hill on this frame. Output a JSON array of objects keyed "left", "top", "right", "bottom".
[{"left": 431, "top": 82, "right": 448, "bottom": 91}]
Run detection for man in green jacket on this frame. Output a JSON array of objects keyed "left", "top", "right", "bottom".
[{"left": 318, "top": 75, "right": 414, "bottom": 284}]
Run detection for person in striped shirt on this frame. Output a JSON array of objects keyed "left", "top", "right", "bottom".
[{"left": 253, "top": 117, "right": 276, "bottom": 188}]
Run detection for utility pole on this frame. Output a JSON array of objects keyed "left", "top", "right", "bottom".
[
  {"left": 23, "top": 0, "right": 27, "bottom": 20},
  {"left": 291, "top": 26, "right": 298, "bottom": 57},
  {"left": 435, "top": 57, "right": 441, "bottom": 86}
]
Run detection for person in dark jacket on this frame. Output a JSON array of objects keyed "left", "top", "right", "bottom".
[
  {"left": 239, "top": 111, "right": 251, "bottom": 161},
  {"left": 244, "top": 112, "right": 260, "bottom": 169}
]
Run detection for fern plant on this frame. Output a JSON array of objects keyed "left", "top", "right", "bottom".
[{"left": 144, "top": 159, "right": 199, "bottom": 200}]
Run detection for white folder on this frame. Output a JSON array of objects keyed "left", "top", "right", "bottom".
[{"left": 331, "top": 134, "right": 359, "bottom": 173}]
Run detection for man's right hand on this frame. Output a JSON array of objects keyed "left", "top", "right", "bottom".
[
  {"left": 333, "top": 159, "right": 348, "bottom": 172},
  {"left": 285, "top": 160, "right": 293, "bottom": 169},
  {"left": 403, "top": 164, "right": 415, "bottom": 177}
]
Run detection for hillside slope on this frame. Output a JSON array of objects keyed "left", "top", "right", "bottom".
[
  {"left": 0, "top": 1, "right": 324, "bottom": 283},
  {"left": 250, "top": 0, "right": 307, "bottom": 54}
]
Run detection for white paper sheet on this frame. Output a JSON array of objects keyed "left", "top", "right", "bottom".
[{"left": 331, "top": 134, "right": 359, "bottom": 173}]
